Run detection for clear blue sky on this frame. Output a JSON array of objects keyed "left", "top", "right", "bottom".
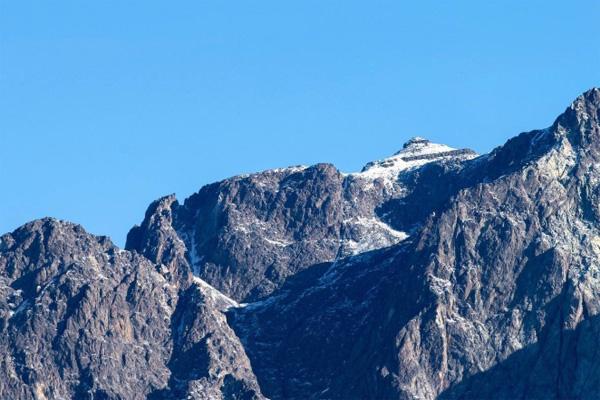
[{"left": 1, "top": 1, "right": 599, "bottom": 246}]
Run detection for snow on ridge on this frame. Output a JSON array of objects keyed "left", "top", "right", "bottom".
[
  {"left": 351, "top": 137, "right": 476, "bottom": 182},
  {"left": 268, "top": 165, "right": 309, "bottom": 174},
  {"left": 192, "top": 276, "right": 241, "bottom": 311},
  {"left": 236, "top": 165, "right": 308, "bottom": 179}
]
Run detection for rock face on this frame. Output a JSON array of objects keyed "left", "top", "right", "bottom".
[
  {"left": 0, "top": 219, "right": 263, "bottom": 400},
  {"left": 2, "top": 88, "right": 600, "bottom": 399}
]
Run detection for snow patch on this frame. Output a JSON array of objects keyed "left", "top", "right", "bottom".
[
  {"left": 237, "top": 165, "right": 308, "bottom": 179},
  {"left": 192, "top": 277, "right": 240, "bottom": 311},
  {"left": 341, "top": 217, "right": 408, "bottom": 255},
  {"left": 263, "top": 237, "right": 293, "bottom": 247}
]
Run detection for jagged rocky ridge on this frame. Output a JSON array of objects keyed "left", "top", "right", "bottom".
[
  {"left": 1, "top": 88, "right": 599, "bottom": 399},
  {"left": 126, "top": 138, "right": 476, "bottom": 302},
  {"left": 0, "top": 220, "right": 264, "bottom": 399}
]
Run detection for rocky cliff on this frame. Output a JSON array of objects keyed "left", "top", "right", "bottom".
[{"left": 0, "top": 219, "right": 263, "bottom": 399}]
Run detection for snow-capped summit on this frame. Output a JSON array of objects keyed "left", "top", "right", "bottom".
[
  {"left": 354, "top": 136, "right": 477, "bottom": 181},
  {"left": 394, "top": 136, "right": 455, "bottom": 157},
  {"left": 400, "top": 136, "right": 432, "bottom": 149}
]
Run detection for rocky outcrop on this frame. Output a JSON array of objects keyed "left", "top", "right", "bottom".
[
  {"left": 148, "top": 279, "right": 262, "bottom": 400},
  {"left": 0, "top": 219, "right": 263, "bottom": 400}
]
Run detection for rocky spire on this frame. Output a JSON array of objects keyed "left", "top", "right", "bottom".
[
  {"left": 126, "top": 194, "right": 192, "bottom": 286},
  {"left": 553, "top": 87, "right": 600, "bottom": 148}
]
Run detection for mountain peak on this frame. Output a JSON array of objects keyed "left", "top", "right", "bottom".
[
  {"left": 355, "top": 138, "right": 477, "bottom": 181},
  {"left": 577, "top": 86, "right": 600, "bottom": 104},
  {"left": 402, "top": 136, "right": 431, "bottom": 148},
  {"left": 393, "top": 136, "right": 451, "bottom": 157},
  {"left": 567, "top": 87, "right": 600, "bottom": 120},
  {"left": 549, "top": 87, "right": 600, "bottom": 149}
]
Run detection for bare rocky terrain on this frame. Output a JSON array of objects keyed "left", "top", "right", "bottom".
[{"left": 1, "top": 88, "right": 600, "bottom": 399}]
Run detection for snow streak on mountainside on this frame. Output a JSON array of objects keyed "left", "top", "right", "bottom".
[{"left": 1, "top": 88, "right": 600, "bottom": 400}]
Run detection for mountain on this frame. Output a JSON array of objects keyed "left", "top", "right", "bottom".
[
  {"left": 1, "top": 88, "right": 599, "bottom": 399},
  {"left": 125, "top": 138, "right": 476, "bottom": 302}
]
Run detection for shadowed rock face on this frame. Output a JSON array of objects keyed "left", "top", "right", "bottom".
[{"left": 2, "top": 88, "right": 600, "bottom": 399}]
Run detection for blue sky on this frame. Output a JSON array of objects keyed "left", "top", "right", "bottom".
[{"left": 1, "top": 1, "right": 599, "bottom": 246}]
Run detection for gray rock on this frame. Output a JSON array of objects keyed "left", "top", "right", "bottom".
[{"left": 0, "top": 218, "right": 263, "bottom": 400}]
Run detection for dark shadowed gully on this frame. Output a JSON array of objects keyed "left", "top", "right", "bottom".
[{"left": 2, "top": 88, "right": 600, "bottom": 399}]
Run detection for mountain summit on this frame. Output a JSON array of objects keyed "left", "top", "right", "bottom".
[
  {"left": 357, "top": 136, "right": 477, "bottom": 180},
  {"left": 2, "top": 89, "right": 600, "bottom": 399}
]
